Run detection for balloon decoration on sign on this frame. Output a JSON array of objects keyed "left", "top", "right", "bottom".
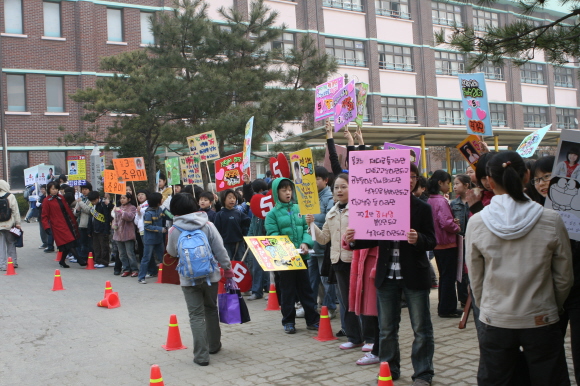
[
  {"left": 269, "top": 153, "right": 290, "bottom": 179},
  {"left": 250, "top": 190, "right": 275, "bottom": 219}
]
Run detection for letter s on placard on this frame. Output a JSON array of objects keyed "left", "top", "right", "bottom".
[
  {"left": 260, "top": 195, "right": 274, "bottom": 217},
  {"left": 272, "top": 161, "right": 281, "bottom": 178},
  {"left": 232, "top": 263, "right": 247, "bottom": 283}
]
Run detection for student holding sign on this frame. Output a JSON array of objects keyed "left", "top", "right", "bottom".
[{"left": 344, "top": 163, "right": 437, "bottom": 385}]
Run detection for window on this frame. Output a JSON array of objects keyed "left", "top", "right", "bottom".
[
  {"left": 4, "top": 0, "right": 23, "bottom": 34},
  {"left": 46, "top": 76, "right": 64, "bottom": 112},
  {"left": 140, "top": 12, "right": 154, "bottom": 45},
  {"left": 554, "top": 66, "right": 574, "bottom": 88},
  {"left": 263, "top": 33, "right": 295, "bottom": 55},
  {"left": 6, "top": 75, "right": 26, "bottom": 112},
  {"left": 432, "top": 2, "right": 463, "bottom": 27},
  {"left": 325, "top": 38, "right": 366, "bottom": 67},
  {"left": 434, "top": 51, "right": 465, "bottom": 75},
  {"left": 381, "top": 97, "right": 417, "bottom": 123},
  {"left": 322, "top": 0, "right": 363, "bottom": 12},
  {"left": 378, "top": 44, "right": 413, "bottom": 71},
  {"left": 523, "top": 106, "right": 548, "bottom": 128},
  {"left": 520, "top": 62, "right": 545, "bottom": 84},
  {"left": 556, "top": 108, "right": 577, "bottom": 129},
  {"left": 438, "top": 100, "right": 464, "bottom": 125},
  {"left": 375, "top": 1, "right": 410, "bottom": 19},
  {"left": 442, "top": 159, "right": 468, "bottom": 174},
  {"left": 490, "top": 104, "right": 507, "bottom": 127},
  {"left": 107, "top": 8, "right": 123, "bottom": 42},
  {"left": 43, "top": 2, "right": 61, "bottom": 37},
  {"left": 9, "top": 151, "right": 28, "bottom": 190},
  {"left": 478, "top": 61, "right": 504, "bottom": 80},
  {"left": 472, "top": 9, "right": 499, "bottom": 31},
  {"left": 49, "top": 151, "right": 67, "bottom": 176}
]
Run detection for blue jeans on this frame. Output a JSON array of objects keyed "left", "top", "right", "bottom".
[
  {"left": 308, "top": 255, "right": 337, "bottom": 311},
  {"left": 376, "top": 279, "right": 434, "bottom": 383},
  {"left": 78, "top": 227, "right": 93, "bottom": 259},
  {"left": 247, "top": 250, "right": 269, "bottom": 298},
  {"left": 138, "top": 242, "right": 163, "bottom": 280},
  {"left": 224, "top": 242, "right": 245, "bottom": 261},
  {"left": 117, "top": 240, "right": 138, "bottom": 272}
]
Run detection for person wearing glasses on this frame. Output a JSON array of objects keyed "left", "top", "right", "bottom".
[{"left": 554, "top": 147, "right": 580, "bottom": 179}]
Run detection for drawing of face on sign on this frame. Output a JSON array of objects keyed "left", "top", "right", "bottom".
[
  {"left": 549, "top": 177, "right": 580, "bottom": 211},
  {"left": 293, "top": 161, "right": 302, "bottom": 185}
]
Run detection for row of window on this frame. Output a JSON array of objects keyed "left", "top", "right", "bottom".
[
  {"left": 3, "top": 0, "right": 155, "bottom": 45},
  {"left": 7, "top": 75, "right": 64, "bottom": 112},
  {"left": 438, "top": 101, "right": 577, "bottom": 129}
]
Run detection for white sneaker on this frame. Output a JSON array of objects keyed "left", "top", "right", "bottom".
[
  {"left": 339, "top": 342, "right": 364, "bottom": 350},
  {"left": 296, "top": 307, "right": 305, "bottom": 318},
  {"left": 68, "top": 258, "right": 77, "bottom": 263},
  {"left": 328, "top": 309, "right": 337, "bottom": 319},
  {"left": 356, "top": 353, "right": 380, "bottom": 366},
  {"left": 362, "top": 343, "right": 374, "bottom": 352},
  {"left": 94, "top": 264, "right": 106, "bottom": 268}
]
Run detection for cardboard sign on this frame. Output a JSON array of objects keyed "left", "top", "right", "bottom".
[
  {"left": 348, "top": 150, "right": 410, "bottom": 240},
  {"left": 242, "top": 116, "right": 254, "bottom": 171},
  {"left": 164, "top": 158, "right": 180, "bottom": 186},
  {"left": 112, "top": 157, "right": 147, "bottom": 182},
  {"left": 456, "top": 135, "right": 485, "bottom": 168},
  {"left": 179, "top": 156, "right": 203, "bottom": 185},
  {"left": 516, "top": 124, "right": 551, "bottom": 158},
  {"left": 37, "top": 165, "right": 55, "bottom": 185},
  {"left": 244, "top": 236, "right": 307, "bottom": 271},
  {"left": 458, "top": 73, "right": 493, "bottom": 136},
  {"left": 250, "top": 191, "right": 274, "bottom": 219},
  {"left": 545, "top": 129, "right": 580, "bottom": 241},
  {"left": 315, "top": 76, "right": 344, "bottom": 121},
  {"left": 103, "top": 169, "right": 125, "bottom": 195},
  {"left": 215, "top": 152, "right": 243, "bottom": 192},
  {"left": 384, "top": 143, "right": 421, "bottom": 167},
  {"left": 24, "top": 166, "right": 37, "bottom": 186},
  {"left": 354, "top": 82, "right": 369, "bottom": 127},
  {"left": 334, "top": 80, "right": 357, "bottom": 132},
  {"left": 67, "top": 156, "right": 86, "bottom": 186},
  {"left": 188, "top": 131, "right": 220, "bottom": 162},
  {"left": 269, "top": 153, "right": 290, "bottom": 179},
  {"left": 290, "top": 148, "right": 320, "bottom": 215}
]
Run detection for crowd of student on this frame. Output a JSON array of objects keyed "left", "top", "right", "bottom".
[{"left": 3, "top": 121, "right": 579, "bottom": 385}]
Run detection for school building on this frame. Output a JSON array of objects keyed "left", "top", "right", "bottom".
[{"left": 1, "top": 0, "right": 578, "bottom": 189}]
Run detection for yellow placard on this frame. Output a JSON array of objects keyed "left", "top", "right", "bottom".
[
  {"left": 244, "top": 236, "right": 307, "bottom": 271},
  {"left": 289, "top": 148, "right": 320, "bottom": 215}
]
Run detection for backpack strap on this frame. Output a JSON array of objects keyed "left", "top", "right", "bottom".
[{"left": 2, "top": 193, "right": 10, "bottom": 199}]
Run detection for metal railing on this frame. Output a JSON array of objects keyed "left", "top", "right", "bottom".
[
  {"left": 323, "top": 0, "right": 364, "bottom": 12},
  {"left": 376, "top": 8, "right": 411, "bottom": 19},
  {"left": 379, "top": 61, "right": 414, "bottom": 71}
]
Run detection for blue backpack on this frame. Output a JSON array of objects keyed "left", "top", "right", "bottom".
[{"left": 174, "top": 226, "right": 217, "bottom": 285}]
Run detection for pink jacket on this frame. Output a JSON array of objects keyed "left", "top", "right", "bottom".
[
  {"left": 112, "top": 204, "right": 137, "bottom": 242},
  {"left": 427, "top": 194, "right": 459, "bottom": 247},
  {"left": 348, "top": 247, "right": 379, "bottom": 317}
]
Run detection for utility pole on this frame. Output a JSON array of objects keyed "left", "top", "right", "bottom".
[{"left": 0, "top": 34, "right": 7, "bottom": 181}]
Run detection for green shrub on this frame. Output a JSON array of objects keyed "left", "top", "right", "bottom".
[{"left": 15, "top": 193, "right": 29, "bottom": 218}]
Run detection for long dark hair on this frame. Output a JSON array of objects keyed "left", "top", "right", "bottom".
[
  {"left": 487, "top": 151, "right": 529, "bottom": 203},
  {"left": 475, "top": 152, "right": 495, "bottom": 189},
  {"left": 427, "top": 170, "right": 451, "bottom": 195}
]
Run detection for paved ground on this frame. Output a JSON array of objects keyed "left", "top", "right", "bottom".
[{"left": 1, "top": 221, "right": 577, "bottom": 386}]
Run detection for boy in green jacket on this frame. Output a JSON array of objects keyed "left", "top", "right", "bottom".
[{"left": 265, "top": 178, "right": 320, "bottom": 334}]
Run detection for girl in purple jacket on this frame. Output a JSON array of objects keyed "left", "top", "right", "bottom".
[
  {"left": 112, "top": 193, "right": 138, "bottom": 277},
  {"left": 427, "top": 170, "right": 461, "bottom": 318}
]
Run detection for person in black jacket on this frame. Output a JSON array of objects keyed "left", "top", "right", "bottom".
[
  {"left": 88, "top": 191, "right": 113, "bottom": 267},
  {"left": 213, "top": 189, "right": 250, "bottom": 261},
  {"left": 344, "top": 163, "right": 437, "bottom": 386}
]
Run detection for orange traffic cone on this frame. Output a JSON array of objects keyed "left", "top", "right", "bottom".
[
  {"left": 377, "top": 362, "right": 394, "bottom": 386},
  {"left": 313, "top": 306, "right": 338, "bottom": 342},
  {"left": 86, "top": 252, "right": 95, "bottom": 270},
  {"left": 54, "top": 250, "right": 62, "bottom": 262},
  {"left": 264, "top": 284, "right": 280, "bottom": 311},
  {"left": 104, "top": 281, "right": 113, "bottom": 298},
  {"left": 97, "top": 292, "right": 121, "bottom": 309},
  {"left": 5, "top": 257, "right": 16, "bottom": 276},
  {"left": 52, "top": 269, "right": 64, "bottom": 291},
  {"left": 162, "top": 314, "right": 187, "bottom": 351},
  {"left": 149, "top": 364, "right": 164, "bottom": 386},
  {"left": 155, "top": 263, "right": 163, "bottom": 284}
]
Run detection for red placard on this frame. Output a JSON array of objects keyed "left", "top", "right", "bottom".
[
  {"left": 269, "top": 153, "right": 290, "bottom": 179},
  {"left": 214, "top": 152, "right": 243, "bottom": 192},
  {"left": 250, "top": 190, "right": 274, "bottom": 219},
  {"left": 219, "top": 261, "right": 252, "bottom": 292}
]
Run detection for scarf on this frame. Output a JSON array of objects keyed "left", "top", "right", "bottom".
[{"left": 83, "top": 197, "right": 105, "bottom": 222}]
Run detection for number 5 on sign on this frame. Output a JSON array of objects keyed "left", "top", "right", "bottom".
[{"left": 104, "top": 170, "right": 125, "bottom": 194}]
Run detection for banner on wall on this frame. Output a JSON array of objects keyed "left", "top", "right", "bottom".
[
  {"left": 348, "top": 149, "right": 410, "bottom": 240},
  {"left": 179, "top": 156, "right": 203, "bottom": 185},
  {"left": 215, "top": 152, "right": 243, "bottom": 192},
  {"left": 244, "top": 236, "right": 307, "bottom": 271},
  {"left": 333, "top": 80, "right": 357, "bottom": 132},
  {"left": 103, "top": 169, "right": 125, "bottom": 195},
  {"left": 187, "top": 131, "right": 220, "bottom": 162},
  {"left": 458, "top": 73, "right": 493, "bottom": 136},
  {"left": 289, "top": 148, "right": 320, "bottom": 215},
  {"left": 164, "top": 158, "right": 181, "bottom": 186},
  {"left": 315, "top": 76, "right": 344, "bottom": 122},
  {"left": 112, "top": 157, "right": 147, "bottom": 182},
  {"left": 67, "top": 156, "right": 87, "bottom": 186}
]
